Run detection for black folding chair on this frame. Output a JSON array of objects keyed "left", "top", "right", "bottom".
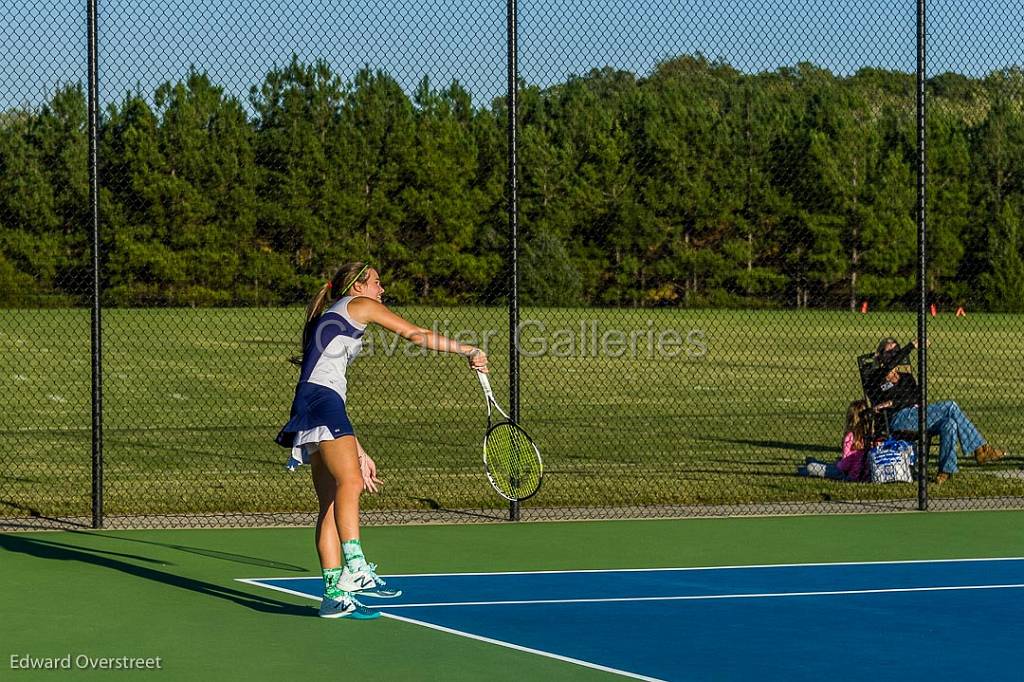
[{"left": 856, "top": 352, "right": 934, "bottom": 453}]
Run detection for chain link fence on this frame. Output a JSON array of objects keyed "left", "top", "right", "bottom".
[
  {"left": 2, "top": 2, "right": 93, "bottom": 526},
  {"left": 923, "top": 0, "right": 1024, "bottom": 509},
  {"left": 2, "top": 0, "right": 1023, "bottom": 529}
]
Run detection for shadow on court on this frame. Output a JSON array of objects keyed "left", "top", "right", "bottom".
[
  {"left": 0, "top": 534, "right": 313, "bottom": 618},
  {"left": 66, "top": 530, "right": 308, "bottom": 572}
]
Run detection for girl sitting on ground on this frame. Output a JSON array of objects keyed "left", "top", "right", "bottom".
[{"left": 798, "top": 399, "right": 871, "bottom": 481}]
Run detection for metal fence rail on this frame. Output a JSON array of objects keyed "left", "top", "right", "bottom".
[{"left": 1, "top": 1, "right": 1023, "bottom": 529}]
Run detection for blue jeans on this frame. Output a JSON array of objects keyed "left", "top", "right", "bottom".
[{"left": 889, "top": 400, "right": 986, "bottom": 474}]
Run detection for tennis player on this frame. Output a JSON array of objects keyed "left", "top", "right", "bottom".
[{"left": 276, "top": 262, "right": 488, "bottom": 619}]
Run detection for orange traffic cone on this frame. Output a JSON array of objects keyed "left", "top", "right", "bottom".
[
  {"left": 955, "top": 306, "right": 966, "bottom": 317},
  {"left": 860, "top": 301, "right": 869, "bottom": 314},
  {"left": 930, "top": 304, "right": 937, "bottom": 317}
]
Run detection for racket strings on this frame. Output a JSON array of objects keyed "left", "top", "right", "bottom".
[{"left": 484, "top": 423, "right": 541, "bottom": 499}]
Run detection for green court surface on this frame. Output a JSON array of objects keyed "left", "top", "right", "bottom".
[{"left": 3, "top": 511, "right": 1024, "bottom": 680}]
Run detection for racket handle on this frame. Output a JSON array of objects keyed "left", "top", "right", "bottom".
[
  {"left": 476, "top": 370, "right": 495, "bottom": 400},
  {"left": 477, "top": 371, "right": 511, "bottom": 420}
]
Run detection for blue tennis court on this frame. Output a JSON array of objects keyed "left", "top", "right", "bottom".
[{"left": 243, "top": 558, "right": 1024, "bottom": 680}]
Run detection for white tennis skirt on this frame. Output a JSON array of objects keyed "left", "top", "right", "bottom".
[{"left": 286, "top": 426, "right": 336, "bottom": 470}]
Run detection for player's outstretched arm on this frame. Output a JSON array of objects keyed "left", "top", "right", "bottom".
[{"left": 348, "top": 298, "right": 488, "bottom": 371}]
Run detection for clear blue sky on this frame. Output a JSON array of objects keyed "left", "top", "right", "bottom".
[{"left": 3, "top": 0, "right": 1021, "bottom": 112}]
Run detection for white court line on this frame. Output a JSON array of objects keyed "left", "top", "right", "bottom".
[
  {"left": 236, "top": 577, "right": 1024, "bottom": 608},
  {"left": 236, "top": 578, "right": 664, "bottom": 681},
  {"left": 371, "top": 582, "right": 1024, "bottom": 609},
  {"left": 236, "top": 578, "right": 321, "bottom": 602},
  {"left": 239, "top": 555, "right": 1024, "bottom": 583},
  {"left": 380, "top": 556, "right": 1024, "bottom": 578},
  {"left": 380, "top": 611, "right": 666, "bottom": 682}
]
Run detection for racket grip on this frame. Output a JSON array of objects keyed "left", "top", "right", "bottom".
[{"left": 476, "top": 370, "right": 494, "bottom": 399}]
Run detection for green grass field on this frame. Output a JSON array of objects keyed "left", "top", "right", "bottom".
[{"left": 1, "top": 307, "right": 1023, "bottom": 522}]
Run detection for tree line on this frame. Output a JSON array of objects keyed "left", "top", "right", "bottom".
[{"left": 2, "top": 55, "right": 1023, "bottom": 310}]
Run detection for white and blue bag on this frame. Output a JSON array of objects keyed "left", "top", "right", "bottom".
[{"left": 868, "top": 439, "right": 916, "bottom": 484}]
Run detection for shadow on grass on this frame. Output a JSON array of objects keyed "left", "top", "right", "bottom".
[
  {"left": 103, "top": 435, "right": 282, "bottom": 468},
  {"left": 0, "top": 501, "right": 93, "bottom": 529},
  {"left": 0, "top": 533, "right": 313, "bottom": 617},
  {"left": 699, "top": 436, "right": 834, "bottom": 454},
  {"left": 677, "top": 468, "right": 797, "bottom": 479},
  {"left": 407, "top": 496, "right": 506, "bottom": 521},
  {"left": 373, "top": 432, "right": 469, "bottom": 449}
]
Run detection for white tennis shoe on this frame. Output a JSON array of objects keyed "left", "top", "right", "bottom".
[
  {"left": 339, "top": 564, "right": 402, "bottom": 598},
  {"left": 318, "top": 594, "right": 381, "bottom": 619}
]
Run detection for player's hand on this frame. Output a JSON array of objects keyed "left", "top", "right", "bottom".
[
  {"left": 359, "top": 452, "right": 383, "bottom": 493},
  {"left": 468, "top": 348, "right": 489, "bottom": 373}
]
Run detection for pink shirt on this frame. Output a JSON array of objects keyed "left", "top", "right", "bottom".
[{"left": 836, "top": 431, "right": 867, "bottom": 481}]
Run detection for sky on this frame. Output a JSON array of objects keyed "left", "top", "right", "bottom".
[{"left": 2, "top": 0, "right": 1022, "bottom": 112}]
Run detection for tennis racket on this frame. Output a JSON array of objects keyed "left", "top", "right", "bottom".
[{"left": 476, "top": 371, "right": 543, "bottom": 502}]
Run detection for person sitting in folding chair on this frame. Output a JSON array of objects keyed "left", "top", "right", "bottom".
[{"left": 866, "top": 336, "right": 1006, "bottom": 484}]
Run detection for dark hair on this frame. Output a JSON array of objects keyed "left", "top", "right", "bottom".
[
  {"left": 875, "top": 336, "right": 899, "bottom": 357},
  {"left": 289, "top": 262, "right": 371, "bottom": 366}
]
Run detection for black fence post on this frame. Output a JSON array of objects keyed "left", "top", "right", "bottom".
[
  {"left": 916, "top": 0, "right": 929, "bottom": 511},
  {"left": 507, "top": 0, "right": 521, "bottom": 522},
  {"left": 88, "top": 0, "right": 104, "bottom": 529}
]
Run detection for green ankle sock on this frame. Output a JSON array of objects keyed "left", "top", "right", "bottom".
[
  {"left": 342, "top": 539, "right": 368, "bottom": 571},
  {"left": 322, "top": 567, "right": 344, "bottom": 599}
]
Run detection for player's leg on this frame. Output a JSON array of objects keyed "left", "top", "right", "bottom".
[
  {"left": 317, "top": 436, "right": 364, "bottom": 558},
  {"left": 318, "top": 436, "right": 402, "bottom": 599},
  {"left": 311, "top": 441, "right": 380, "bottom": 619},
  {"left": 310, "top": 449, "right": 342, "bottom": 590}
]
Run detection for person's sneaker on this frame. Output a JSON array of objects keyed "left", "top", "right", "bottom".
[
  {"left": 934, "top": 472, "right": 951, "bottom": 485},
  {"left": 339, "top": 564, "right": 403, "bottom": 598},
  {"left": 974, "top": 444, "right": 1007, "bottom": 464},
  {"left": 805, "top": 462, "right": 827, "bottom": 478},
  {"left": 318, "top": 594, "right": 381, "bottom": 619}
]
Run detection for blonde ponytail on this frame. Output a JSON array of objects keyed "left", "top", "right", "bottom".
[
  {"left": 304, "top": 281, "right": 334, "bottom": 330},
  {"left": 290, "top": 281, "right": 333, "bottom": 366},
  {"left": 290, "top": 262, "right": 370, "bottom": 366}
]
